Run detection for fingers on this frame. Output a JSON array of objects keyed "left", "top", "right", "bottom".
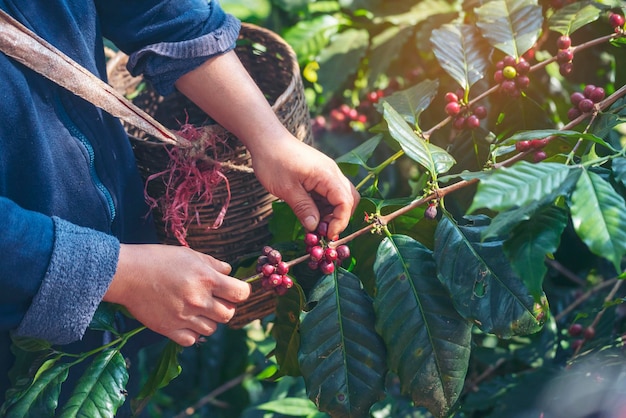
[
  {"left": 325, "top": 179, "right": 360, "bottom": 240},
  {"left": 282, "top": 188, "right": 321, "bottom": 232},
  {"left": 212, "top": 274, "right": 251, "bottom": 304}
]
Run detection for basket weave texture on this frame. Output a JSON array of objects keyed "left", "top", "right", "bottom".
[{"left": 107, "top": 23, "right": 312, "bottom": 328}]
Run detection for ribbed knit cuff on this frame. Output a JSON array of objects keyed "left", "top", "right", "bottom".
[
  {"left": 127, "top": 14, "right": 241, "bottom": 95},
  {"left": 15, "top": 217, "right": 120, "bottom": 345}
]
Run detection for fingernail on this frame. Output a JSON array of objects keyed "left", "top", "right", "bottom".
[{"left": 303, "top": 216, "right": 317, "bottom": 231}]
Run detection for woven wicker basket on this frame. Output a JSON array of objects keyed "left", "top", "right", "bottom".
[{"left": 107, "top": 23, "right": 312, "bottom": 328}]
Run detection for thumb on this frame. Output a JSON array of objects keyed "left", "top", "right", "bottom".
[{"left": 283, "top": 190, "right": 320, "bottom": 232}]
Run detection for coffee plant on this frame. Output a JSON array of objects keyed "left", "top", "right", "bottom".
[{"left": 4, "top": 0, "right": 626, "bottom": 417}]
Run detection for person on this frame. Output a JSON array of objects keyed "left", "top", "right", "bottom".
[{"left": 0, "top": 0, "right": 359, "bottom": 408}]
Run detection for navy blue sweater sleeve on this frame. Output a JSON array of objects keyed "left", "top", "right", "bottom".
[
  {"left": 0, "top": 198, "right": 119, "bottom": 345},
  {"left": 96, "top": 0, "right": 241, "bottom": 95}
]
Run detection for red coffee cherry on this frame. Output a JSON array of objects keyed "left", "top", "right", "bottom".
[
  {"left": 309, "top": 245, "right": 325, "bottom": 262},
  {"left": 336, "top": 245, "right": 351, "bottom": 261},
  {"left": 319, "top": 259, "right": 335, "bottom": 275},
  {"left": 557, "top": 35, "right": 571, "bottom": 50},
  {"left": 568, "top": 323, "right": 583, "bottom": 337}
]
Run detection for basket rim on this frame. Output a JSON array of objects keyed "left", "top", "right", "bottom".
[{"left": 106, "top": 22, "right": 301, "bottom": 146}]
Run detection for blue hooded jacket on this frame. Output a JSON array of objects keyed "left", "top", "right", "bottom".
[{"left": 0, "top": 0, "right": 240, "bottom": 397}]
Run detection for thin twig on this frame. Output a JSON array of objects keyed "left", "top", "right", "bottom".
[
  {"left": 544, "top": 258, "right": 586, "bottom": 286},
  {"left": 173, "top": 367, "right": 261, "bottom": 418},
  {"left": 555, "top": 278, "right": 619, "bottom": 322}
]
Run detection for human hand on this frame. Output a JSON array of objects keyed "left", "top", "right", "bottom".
[
  {"left": 104, "top": 244, "right": 250, "bottom": 346},
  {"left": 250, "top": 135, "right": 360, "bottom": 240}
]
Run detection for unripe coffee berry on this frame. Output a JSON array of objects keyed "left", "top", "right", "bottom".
[{"left": 502, "top": 66, "right": 517, "bottom": 79}]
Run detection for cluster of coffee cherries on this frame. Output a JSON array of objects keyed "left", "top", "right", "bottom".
[
  {"left": 494, "top": 56, "right": 531, "bottom": 97},
  {"left": 256, "top": 246, "right": 294, "bottom": 295},
  {"left": 304, "top": 221, "right": 350, "bottom": 275},
  {"left": 567, "top": 84, "right": 605, "bottom": 121},
  {"left": 515, "top": 138, "right": 548, "bottom": 162},
  {"left": 444, "top": 91, "right": 488, "bottom": 130},
  {"left": 568, "top": 322, "right": 596, "bottom": 351},
  {"left": 609, "top": 12, "right": 625, "bottom": 32},
  {"left": 556, "top": 35, "right": 574, "bottom": 77}
]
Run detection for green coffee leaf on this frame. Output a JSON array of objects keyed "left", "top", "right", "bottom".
[
  {"left": 569, "top": 169, "right": 626, "bottom": 271},
  {"left": 2, "top": 360, "right": 70, "bottom": 417},
  {"left": 468, "top": 161, "right": 579, "bottom": 213},
  {"left": 283, "top": 14, "right": 341, "bottom": 65},
  {"left": 548, "top": 2, "right": 602, "bottom": 35},
  {"left": 431, "top": 24, "right": 490, "bottom": 90},
  {"left": 336, "top": 134, "right": 383, "bottom": 176},
  {"left": 256, "top": 397, "right": 320, "bottom": 415},
  {"left": 611, "top": 157, "right": 626, "bottom": 189},
  {"left": 272, "top": 285, "right": 304, "bottom": 378},
  {"left": 317, "top": 29, "right": 369, "bottom": 102},
  {"left": 368, "top": 25, "right": 413, "bottom": 88},
  {"left": 298, "top": 269, "right": 387, "bottom": 417},
  {"left": 378, "top": 79, "right": 440, "bottom": 127},
  {"left": 132, "top": 341, "right": 182, "bottom": 414},
  {"left": 504, "top": 205, "right": 569, "bottom": 300},
  {"left": 475, "top": 0, "right": 543, "bottom": 59},
  {"left": 58, "top": 350, "right": 128, "bottom": 418},
  {"left": 434, "top": 215, "right": 546, "bottom": 338},
  {"left": 383, "top": 101, "right": 456, "bottom": 176},
  {"left": 374, "top": 235, "right": 472, "bottom": 418}
]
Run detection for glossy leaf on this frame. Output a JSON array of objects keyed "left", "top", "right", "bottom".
[
  {"left": 548, "top": 2, "right": 601, "bottom": 35},
  {"left": 569, "top": 169, "right": 626, "bottom": 271},
  {"left": 336, "top": 134, "right": 383, "bottom": 176},
  {"left": 272, "top": 285, "right": 305, "bottom": 377},
  {"left": 382, "top": 101, "right": 456, "bottom": 176},
  {"left": 132, "top": 341, "right": 182, "bottom": 413},
  {"left": 58, "top": 350, "right": 128, "bottom": 418},
  {"left": 256, "top": 397, "right": 320, "bottom": 415},
  {"left": 368, "top": 25, "right": 413, "bottom": 87},
  {"left": 89, "top": 303, "right": 120, "bottom": 334},
  {"left": 373, "top": 235, "right": 472, "bottom": 417},
  {"left": 283, "top": 14, "right": 341, "bottom": 65},
  {"left": 434, "top": 215, "right": 546, "bottom": 338},
  {"left": 481, "top": 170, "right": 579, "bottom": 240},
  {"left": 431, "top": 24, "right": 490, "bottom": 90},
  {"left": 468, "top": 161, "right": 579, "bottom": 214},
  {"left": 317, "top": 29, "right": 369, "bottom": 102},
  {"left": 2, "top": 360, "right": 70, "bottom": 417},
  {"left": 611, "top": 157, "right": 626, "bottom": 189},
  {"left": 475, "top": 0, "right": 543, "bottom": 58},
  {"left": 378, "top": 79, "right": 439, "bottom": 127},
  {"left": 298, "top": 269, "right": 387, "bottom": 417},
  {"left": 503, "top": 205, "right": 569, "bottom": 300},
  {"left": 372, "top": 0, "right": 456, "bottom": 25}
]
